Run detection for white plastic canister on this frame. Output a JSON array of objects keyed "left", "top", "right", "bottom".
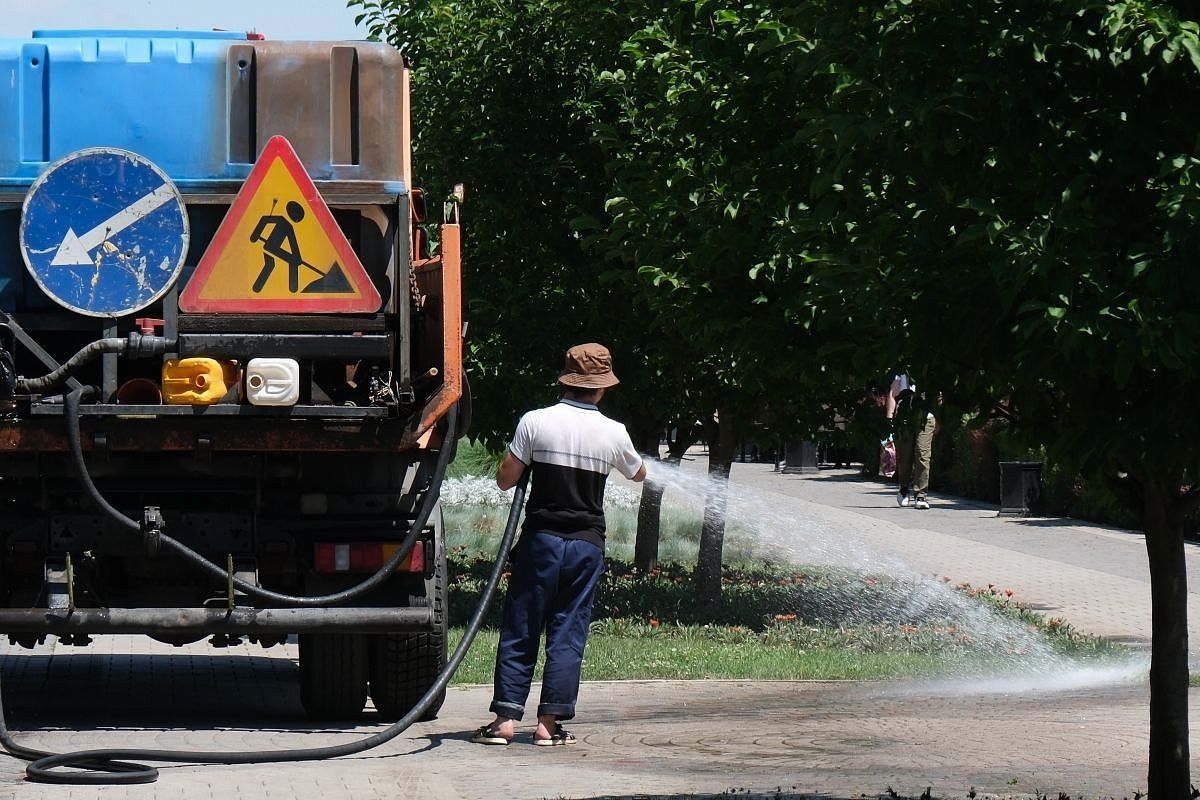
[{"left": 245, "top": 358, "right": 301, "bottom": 406}]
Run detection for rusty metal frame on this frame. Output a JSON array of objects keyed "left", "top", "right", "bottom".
[
  {"left": 0, "top": 606, "right": 432, "bottom": 634},
  {"left": 0, "top": 417, "right": 410, "bottom": 452},
  {"left": 403, "top": 222, "right": 462, "bottom": 448}
]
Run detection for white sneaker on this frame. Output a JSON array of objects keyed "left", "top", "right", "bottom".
[
  {"left": 915, "top": 498, "right": 929, "bottom": 510},
  {"left": 897, "top": 489, "right": 911, "bottom": 507}
]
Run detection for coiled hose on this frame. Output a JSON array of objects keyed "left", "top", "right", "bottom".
[
  {"left": 0, "top": 440, "right": 529, "bottom": 784},
  {"left": 64, "top": 385, "right": 449, "bottom": 607}
]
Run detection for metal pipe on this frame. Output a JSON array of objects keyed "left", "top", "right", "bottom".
[
  {"left": 17, "top": 334, "right": 173, "bottom": 394},
  {"left": 0, "top": 607, "right": 432, "bottom": 634}
]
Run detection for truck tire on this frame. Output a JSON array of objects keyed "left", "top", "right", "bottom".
[
  {"left": 369, "top": 508, "right": 448, "bottom": 721},
  {"left": 298, "top": 633, "right": 369, "bottom": 719}
]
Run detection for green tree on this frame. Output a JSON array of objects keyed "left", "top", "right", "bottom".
[
  {"left": 350, "top": 0, "right": 859, "bottom": 604},
  {"left": 353, "top": 0, "right": 640, "bottom": 448},
  {"left": 788, "top": 3, "right": 1200, "bottom": 794},
  {"left": 590, "top": 3, "right": 876, "bottom": 605}
]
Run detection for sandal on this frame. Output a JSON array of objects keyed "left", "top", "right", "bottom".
[
  {"left": 533, "top": 723, "right": 577, "bottom": 747},
  {"left": 471, "top": 724, "right": 511, "bottom": 746}
]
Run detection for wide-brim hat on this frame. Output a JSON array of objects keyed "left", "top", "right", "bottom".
[{"left": 558, "top": 342, "right": 619, "bottom": 389}]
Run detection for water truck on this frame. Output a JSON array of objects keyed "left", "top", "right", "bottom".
[{"left": 0, "top": 29, "right": 463, "bottom": 721}]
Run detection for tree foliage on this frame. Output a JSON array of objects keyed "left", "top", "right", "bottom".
[
  {"left": 352, "top": 2, "right": 1200, "bottom": 790},
  {"left": 751, "top": 3, "right": 1200, "bottom": 794},
  {"left": 353, "top": 1, "right": 639, "bottom": 448}
]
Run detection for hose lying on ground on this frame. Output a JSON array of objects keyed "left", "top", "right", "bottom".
[{"left": 0, "top": 452, "right": 529, "bottom": 785}]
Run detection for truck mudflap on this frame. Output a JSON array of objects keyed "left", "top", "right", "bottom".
[{"left": 0, "top": 607, "right": 433, "bottom": 634}]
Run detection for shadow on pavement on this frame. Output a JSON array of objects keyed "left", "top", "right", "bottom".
[
  {"left": 0, "top": 651, "right": 368, "bottom": 731},
  {"left": 585, "top": 794, "right": 940, "bottom": 800},
  {"left": 1010, "top": 516, "right": 1145, "bottom": 536}
]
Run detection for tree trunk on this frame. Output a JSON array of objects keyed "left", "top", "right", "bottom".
[
  {"left": 634, "top": 477, "right": 666, "bottom": 573},
  {"left": 631, "top": 427, "right": 663, "bottom": 573},
  {"left": 694, "top": 407, "right": 738, "bottom": 607},
  {"left": 1141, "top": 478, "right": 1191, "bottom": 798},
  {"left": 634, "top": 423, "right": 697, "bottom": 573}
]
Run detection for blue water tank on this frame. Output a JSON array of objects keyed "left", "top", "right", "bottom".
[
  {"left": 0, "top": 31, "right": 408, "bottom": 313},
  {"left": 0, "top": 30, "right": 246, "bottom": 185}
]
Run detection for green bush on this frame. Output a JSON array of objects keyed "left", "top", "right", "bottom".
[
  {"left": 447, "top": 439, "right": 504, "bottom": 479},
  {"left": 931, "top": 413, "right": 1001, "bottom": 502},
  {"left": 898, "top": 412, "right": 1139, "bottom": 528}
]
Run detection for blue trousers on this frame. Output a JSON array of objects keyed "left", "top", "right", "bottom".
[{"left": 490, "top": 530, "right": 604, "bottom": 721}]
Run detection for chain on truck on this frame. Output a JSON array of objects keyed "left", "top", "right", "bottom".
[{"left": 0, "top": 29, "right": 469, "bottom": 725}]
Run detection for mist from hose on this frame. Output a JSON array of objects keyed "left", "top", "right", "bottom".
[{"left": 640, "top": 459, "right": 1148, "bottom": 694}]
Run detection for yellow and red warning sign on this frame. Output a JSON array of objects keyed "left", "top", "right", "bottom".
[{"left": 180, "top": 136, "right": 382, "bottom": 313}]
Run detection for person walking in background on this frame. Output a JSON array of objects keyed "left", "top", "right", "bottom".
[
  {"left": 473, "top": 343, "right": 646, "bottom": 747},
  {"left": 886, "top": 371, "right": 937, "bottom": 509}
]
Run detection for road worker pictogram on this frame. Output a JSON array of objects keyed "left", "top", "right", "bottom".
[{"left": 179, "top": 135, "right": 381, "bottom": 313}]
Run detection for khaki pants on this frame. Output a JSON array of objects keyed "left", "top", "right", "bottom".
[{"left": 895, "top": 413, "right": 936, "bottom": 497}]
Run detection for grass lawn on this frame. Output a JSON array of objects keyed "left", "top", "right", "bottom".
[
  {"left": 449, "top": 627, "right": 958, "bottom": 684},
  {"left": 441, "top": 458, "right": 1132, "bottom": 684}
]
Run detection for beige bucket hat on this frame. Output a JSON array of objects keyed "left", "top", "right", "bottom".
[{"left": 557, "top": 342, "right": 619, "bottom": 389}]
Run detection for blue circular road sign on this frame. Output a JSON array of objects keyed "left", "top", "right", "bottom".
[{"left": 20, "top": 147, "right": 189, "bottom": 318}]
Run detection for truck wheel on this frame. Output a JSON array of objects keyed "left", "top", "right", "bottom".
[
  {"left": 369, "top": 509, "right": 448, "bottom": 721},
  {"left": 368, "top": 629, "right": 447, "bottom": 721},
  {"left": 298, "top": 633, "right": 369, "bottom": 719}
]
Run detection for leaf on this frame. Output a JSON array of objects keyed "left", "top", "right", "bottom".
[{"left": 1181, "top": 33, "right": 1200, "bottom": 71}]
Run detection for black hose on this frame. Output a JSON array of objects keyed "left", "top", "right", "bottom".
[
  {"left": 0, "top": 467, "right": 529, "bottom": 784},
  {"left": 64, "top": 386, "right": 451, "bottom": 607},
  {"left": 17, "top": 334, "right": 172, "bottom": 394}
]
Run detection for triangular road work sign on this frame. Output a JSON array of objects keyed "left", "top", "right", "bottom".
[{"left": 180, "top": 135, "right": 382, "bottom": 313}]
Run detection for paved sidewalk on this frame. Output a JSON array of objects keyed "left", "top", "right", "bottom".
[{"left": 0, "top": 462, "right": 1194, "bottom": 799}]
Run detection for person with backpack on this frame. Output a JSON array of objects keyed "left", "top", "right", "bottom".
[{"left": 885, "top": 372, "right": 937, "bottom": 509}]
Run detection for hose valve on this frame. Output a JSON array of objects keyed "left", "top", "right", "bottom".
[
  {"left": 142, "top": 506, "right": 165, "bottom": 557},
  {"left": 125, "top": 332, "right": 173, "bottom": 359}
]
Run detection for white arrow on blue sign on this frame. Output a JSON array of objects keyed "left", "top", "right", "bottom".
[{"left": 20, "top": 147, "right": 190, "bottom": 318}]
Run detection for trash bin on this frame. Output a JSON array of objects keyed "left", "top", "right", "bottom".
[
  {"left": 998, "top": 461, "right": 1042, "bottom": 516},
  {"left": 782, "top": 440, "right": 819, "bottom": 474}
]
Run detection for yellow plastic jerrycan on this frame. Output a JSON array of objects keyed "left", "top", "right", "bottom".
[{"left": 162, "top": 358, "right": 240, "bottom": 405}]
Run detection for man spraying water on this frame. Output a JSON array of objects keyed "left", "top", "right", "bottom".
[{"left": 473, "top": 343, "right": 646, "bottom": 746}]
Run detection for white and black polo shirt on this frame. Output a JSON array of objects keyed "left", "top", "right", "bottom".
[{"left": 508, "top": 399, "right": 644, "bottom": 548}]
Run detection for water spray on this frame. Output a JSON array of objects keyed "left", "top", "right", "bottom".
[{"left": 641, "top": 459, "right": 1147, "bottom": 692}]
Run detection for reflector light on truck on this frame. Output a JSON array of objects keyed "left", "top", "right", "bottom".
[{"left": 313, "top": 542, "right": 426, "bottom": 574}]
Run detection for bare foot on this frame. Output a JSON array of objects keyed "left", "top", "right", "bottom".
[
  {"left": 471, "top": 715, "right": 516, "bottom": 745},
  {"left": 533, "top": 713, "right": 556, "bottom": 742}
]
